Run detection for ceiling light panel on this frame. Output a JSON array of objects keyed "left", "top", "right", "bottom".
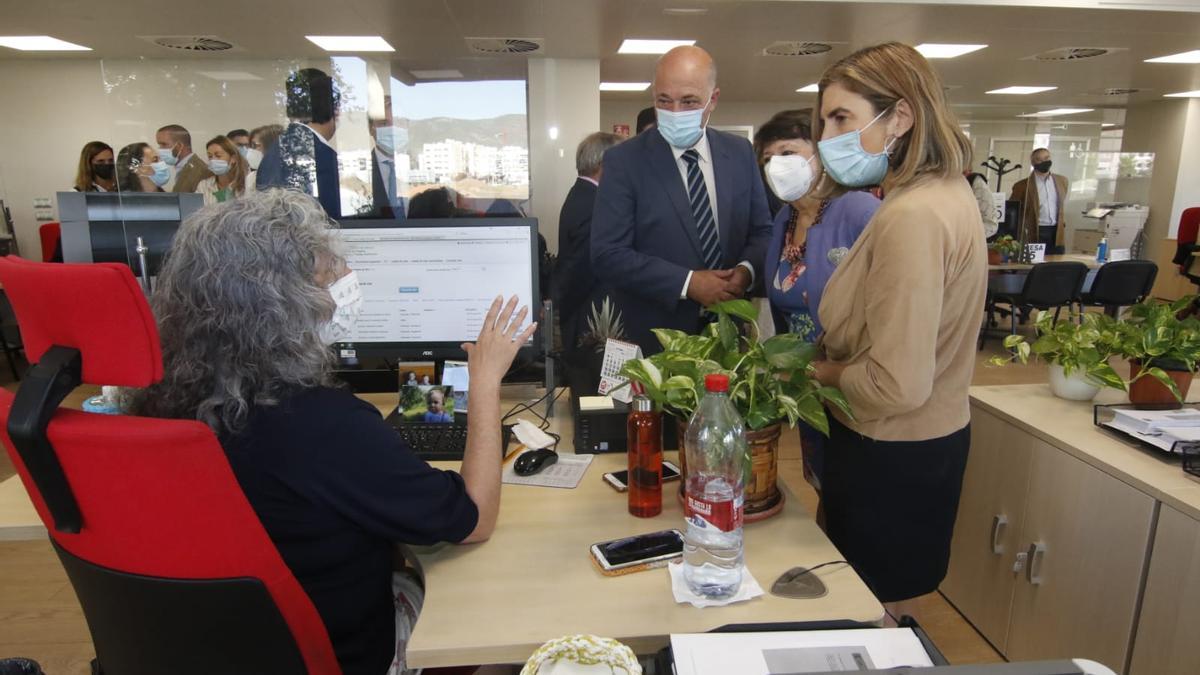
[
  {"left": 987, "top": 86, "right": 1057, "bottom": 95},
  {"left": 1165, "top": 90, "right": 1200, "bottom": 98},
  {"left": 305, "top": 35, "right": 395, "bottom": 52},
  {"left": 600, "top": 82, "right": 651, "bottom": 91},
  {"left": 1145, "top": 50, "right": 1200, "bottom": 64},
  {"left": 1018, "top": 108, "right": 1094, "bottom": 117},
  {"left": 618, "top": 39, "right": 696, "bottom": 54},
  {"left": 0, "top": 35, "right": 91, "bottom": 51},
  {"left": 915, "top": 44, "right": 987, "bottom": 59},
  {"left": 796, "top": 83, "right": 819, "bottom": 93}
]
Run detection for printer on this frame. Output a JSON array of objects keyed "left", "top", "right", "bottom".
[{"left": 1077, "top": 203, "right": 1149, "bottom": 254}]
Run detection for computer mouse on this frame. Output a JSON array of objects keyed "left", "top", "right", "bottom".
[{"left": 514, "top": 448, "right": 558, "bottom": 476}]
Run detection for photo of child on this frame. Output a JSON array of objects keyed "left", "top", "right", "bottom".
[{"left": 399, "top": 385, "right": 456, "bottom": 423}]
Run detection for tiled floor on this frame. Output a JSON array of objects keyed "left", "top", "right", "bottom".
[{"left": 0, "top": 338, "right": 1045, "bottom": 670}]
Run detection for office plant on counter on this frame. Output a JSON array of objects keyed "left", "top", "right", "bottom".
[{"left": 991, "top": 310, "right": 1126, "bottom": 401}]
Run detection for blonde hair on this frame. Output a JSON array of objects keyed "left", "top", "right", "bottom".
[
  {"left": 206, "top": 135, "right": 250, "bottom": 196},
  {"left": 815, "top": 42, "right": 972, "bottom": 194}
]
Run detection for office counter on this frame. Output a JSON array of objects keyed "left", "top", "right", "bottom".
[{"left": 943, "top": 385, "right": 1200, "bottom": 675}]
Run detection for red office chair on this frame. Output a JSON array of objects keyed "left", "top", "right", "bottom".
[
  {"left": 0, "top": 256, "right": 341, "bottom": 675},
  {"left": 38, "top": 222, "right": 60, "bottom": 263}
]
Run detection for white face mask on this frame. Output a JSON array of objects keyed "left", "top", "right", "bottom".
[
  {"left": 765, "top": 153, "right": 816, "bottom": 202},
  {"left": 319, "top": 270, "right": 363, "bottom": 345},
  {"left": 243, "top": 147, "right": 263, "bottom": 170}
]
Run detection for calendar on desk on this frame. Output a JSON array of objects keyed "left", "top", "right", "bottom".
[{"left": 597, "top": 338, "right": 642, "bottom": 404}]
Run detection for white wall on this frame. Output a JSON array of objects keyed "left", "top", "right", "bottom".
[
  {"left": 1122, "top": 99, "right": 1190, "bottom": 239},
  {"left": 1168, "top": 99, "right": 1200, "bottom": 236}
]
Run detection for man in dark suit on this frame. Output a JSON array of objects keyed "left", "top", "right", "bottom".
[
  {"left": 257, "top": 68, "right": 342, "bottom": 218},
  {"left": 554, "top": 131, "right": 623, "bottom": 352},
  {"left": 591, "top": 46, "right": 772, "bottom": 353},
  {"left": 156, "top": 124, "right": 212, "bottom": 193},
  {"left": 1010, "top": 147, "right": 1069, "bottom": 253},
  {"left": 367, "top": 96, "right": 406, "bottom": 219}
]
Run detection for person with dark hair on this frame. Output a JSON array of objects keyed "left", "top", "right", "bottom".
[
  {"left": 227, "top": 128, "right": 251, "bottom": 149},
  {"left": 116, "top": 142, "right": 169, "bottom": 193},
  {"left": 368, "top": 98, "right": 406, "bottom": 219},
  {"left": 156, "top": 124, "right": 213, "bottom": 193},
  {"left": 759, "top": 108, "right": 879, "bottom": 495},
  {"left": 635, "top": 106, "right": 656, "bottom": 134},
  {"left": 73, "top": 141, "right": 115, "bottom": 192},
  {"left": 256, "top": 68, "right": 342, "bottom": 217},
  {"left": 407, "top": 187, "right": 455, "bottom": 219},
  {"left": 967, "top": 172, "right": 999, "bottom": 238}
]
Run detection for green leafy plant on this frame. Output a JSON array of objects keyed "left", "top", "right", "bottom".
[
  {"left": 617, "top": 299, "right": 851, "bottom": 434},
  {"left": 989, "top": 310, "right": 1125, "bottom": 391},
  {"left": 988, "top": 235, "right": 1022, "bottom": 259},
  {"left": 1113, "top": 295, "right": 1200, "bottom": 401}
]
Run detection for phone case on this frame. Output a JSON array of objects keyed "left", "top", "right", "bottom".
[
  {"left": 589, "top": 546, "right": 675, "bottom": 577},
  {"left": 602, "top": 472, "right": 628, "bottom": 492}
]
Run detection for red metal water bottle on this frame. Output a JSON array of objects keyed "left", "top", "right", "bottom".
[{"left": 627, "top": 395, "right": 663, "bottom": 517}]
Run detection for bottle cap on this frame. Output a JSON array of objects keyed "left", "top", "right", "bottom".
[
  {"left": 633, "top": 396, "right": 653, "bottom": 413},
  {"left": 705, "top": 374, "right": 730, "bottom": 393}
]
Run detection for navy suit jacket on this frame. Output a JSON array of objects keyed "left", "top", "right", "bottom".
[
  {"left": 591, "top": 128, "right": 772, "bottom": 352},
  {"left": 554, "top": 177, "right": 608, "bottom": 351},
  {"left": 256, "top": 122, "right": 341, "bottom": 218}
]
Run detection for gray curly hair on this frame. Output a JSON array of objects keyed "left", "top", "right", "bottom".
[{"left": 129, "top": 188, "right": 344, "bottom": 433}]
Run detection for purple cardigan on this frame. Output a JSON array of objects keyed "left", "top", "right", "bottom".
[{"left": 764, "top": 191, "right": 880, "bottom": 336}]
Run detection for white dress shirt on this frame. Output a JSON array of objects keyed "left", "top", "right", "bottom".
[
  {"left": 1035, "top": 172, "right": 1058, "bottom": 227},
  {"left": 668, "top": 131, "right": 754, "bottom": 299}
]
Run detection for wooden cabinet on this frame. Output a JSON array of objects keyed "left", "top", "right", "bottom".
[
  {"left": 1006, "top": 440, "right": 1155, "bottom": 669},
  {"left": 943, "top": 405, "right": 1155, "bottom": 673},
  {"left": 1129, "top": 504, "right": 1200, "bottom": 675},
  {"left": 942, "top": 408, "right": 1034, "bottom": 652}
]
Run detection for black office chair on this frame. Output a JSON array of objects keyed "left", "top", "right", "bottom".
[
  {"left": 983, "top": 262, "right": 1089, "bottom": 347},
  {"left": 1079, "top": 260, "right": 1158, "bottom": 317}
]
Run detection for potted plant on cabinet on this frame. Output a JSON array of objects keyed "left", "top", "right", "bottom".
[
  {"left": 1114, "top": 296, "right": 1200, "bottom": 408},
  {"left": 988, "top": 235, "right": 1022, "bottom": 265},
  {"left": 563, "top": 297, "right": 626, "bottom": 396},
  {"left": 617, "top": 299, "right": 851, "bottom": 521},
  {"left": 990, "top": 310, "right": 1126, "bottom": 401}
]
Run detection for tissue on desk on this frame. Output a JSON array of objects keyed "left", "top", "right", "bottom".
[
  {"left": 511, "top": 419, "right": 556, "bottom": 450},
  {"left": 668, "top": 561, "right": 764, "bottom": 608}
]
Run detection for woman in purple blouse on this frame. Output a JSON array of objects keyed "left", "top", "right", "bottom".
[{"left": 757, "top": 109, "right": 880, "bottom": 492}]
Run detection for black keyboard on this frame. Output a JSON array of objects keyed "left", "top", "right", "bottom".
[{"left": 392, "top": 422, "right": 470, "bottom": 460}]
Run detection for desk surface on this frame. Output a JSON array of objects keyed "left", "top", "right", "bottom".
[
  {"left": 988, "top": 253, "right": 1103, "bottom": 271},
  {"left": 355, "top": 392, "right": 884, "bottom": 667}
]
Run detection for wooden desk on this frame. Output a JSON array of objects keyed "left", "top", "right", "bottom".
[
  {"left": 988, "top": 253, "right": 1103, "bottom": 272},
  {"left": 356, "top": 393, "right": 884, "bottom": 667}
]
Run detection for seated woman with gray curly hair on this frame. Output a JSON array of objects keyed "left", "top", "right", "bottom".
[{"left": 128, "top": 189, "right": 535, "bottom": 675}]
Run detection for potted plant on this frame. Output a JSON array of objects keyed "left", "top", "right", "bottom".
[
  {"left": 618, "top": 299, "right": 851, "bottom": 521},
  {"left": 988, "top": 235, "right": 1022, "bottom": 265},
  {"left": 1114, "top": 296, "right": 1200, "bottom": 407},
  {"left": 563, "top": 297, "right": 626, "bottom": 396},
  {"left": 990, "top": 310, "right": 1126, "bottom": 401}
]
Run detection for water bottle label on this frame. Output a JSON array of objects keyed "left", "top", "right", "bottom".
[{"left": 685, "top": 493, "right": 744, "bottom": 532}]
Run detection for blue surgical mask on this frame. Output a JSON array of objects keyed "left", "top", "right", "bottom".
[
  {"left": 656, "top": 107, "right": 706, "bottom": 149},
  {"left": 157, "top": 146, "right": 178, "bottom": 166},
  {"left": 817, "top": 107, "right": 895, "bottom": 188},
  {"left": 149, "top": 161, "right": 171, "bottom": 187},
  {"left": 374, "top": 126, "right": 408, "bottom": 156},
  {"left": 208, "top": 159, "right": 231, "bottom": 176}
]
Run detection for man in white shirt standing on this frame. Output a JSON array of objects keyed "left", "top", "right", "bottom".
[{"left": 1011, "top": 147, "right": 1068, "bottom": 253}]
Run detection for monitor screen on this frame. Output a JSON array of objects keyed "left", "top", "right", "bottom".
[{"left": 337, "top": 218, "right": 539, "bottom": 358}]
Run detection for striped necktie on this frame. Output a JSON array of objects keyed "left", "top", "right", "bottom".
[{"left": 682, "top": 149, "right": 722, "bottom": 269}]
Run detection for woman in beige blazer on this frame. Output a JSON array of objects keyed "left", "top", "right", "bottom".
[{"left": 809, "top": 42, "right": 987, "bottom": 616}]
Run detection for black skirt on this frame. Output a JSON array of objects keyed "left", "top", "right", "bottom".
[{"left": 819, "top": 415, "right": 970, "bottom": 603}]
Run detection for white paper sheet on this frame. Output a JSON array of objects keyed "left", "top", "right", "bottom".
[
  {"left": 671, "top": 629, "right": 934, "bottom": 675},
  {"left": 502, "top": 453, "right": 594, "bottom": 489}
]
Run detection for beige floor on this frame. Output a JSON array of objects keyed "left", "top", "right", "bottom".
[{"left": 0, "top": 337, "right": 1041, "bottom": 671}]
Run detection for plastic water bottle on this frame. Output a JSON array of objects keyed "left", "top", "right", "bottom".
[
  {"left": 1097, "top": 237, "right": 1108, "bottom": 263},
  {"left": 682, "top": 374, "right": 746, "bottom": 599}
]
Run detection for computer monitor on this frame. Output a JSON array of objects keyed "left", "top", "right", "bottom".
[
  {"left": 336, "top": 218, "right": 540, "bottom": 360},
  {"left": 57, "top": 191, "right": 203, "bottom": 277}
]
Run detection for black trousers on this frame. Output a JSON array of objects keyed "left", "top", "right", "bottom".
[
  {"left": 820, "top": 416, "right": 970, "bottom": 603},
  {"left": 1037, "top": 225, "right": 1063, "bottom": 255}
]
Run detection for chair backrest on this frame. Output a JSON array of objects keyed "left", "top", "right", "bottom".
[
  {"left": 38, "top": 222, "right": 60, "bottom": 263},
  {"left": 0, "top": 256, "right": 341, "bottom": 675},
  {"left": 1020, "top": 261, "right": 1090, "bottom": 309},
  {"left": 1087, "top": 260, "right": 1158, "bottom": 307},
  {"left": 1179, "top": 207, "right": 1200, "bottom": 247}
]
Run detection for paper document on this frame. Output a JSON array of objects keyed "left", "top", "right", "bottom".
[
  {"left": 1102, "top": 417, "right": 1200, "bottom": 454},
  {"left": 671, "top": 629, "right": 934, "bottom": 675},
  {"left": 502, "top": 453, "right": 593, "bottom": 489},
  {"left": 1110, "top": 408, "right": 1200, "bottom": 433}
]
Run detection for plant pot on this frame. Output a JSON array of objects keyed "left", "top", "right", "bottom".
[
  {"left": 987, "top": 249, "right": 1002, "bottom": 265},
  {"left": 1047, "top": 364, "right": 1102, "bottom": 401},
  {"left": 1129, "top": 359, "right": 1194, "bottom": 409},
  {"left": 674, "top": 418, "right": 785, "bottom": 522}
]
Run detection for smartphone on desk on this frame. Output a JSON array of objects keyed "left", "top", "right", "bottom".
[
  {"left": 602, "top": 461, "right": 680, "bottom": 492},
  {"left": 590, "top": 529, "right": 684, "bottom": 575}
]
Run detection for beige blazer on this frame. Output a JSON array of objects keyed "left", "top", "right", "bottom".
[
  {"left": 172, "top": 154, "right": 214, "bottom": 193},
  {"left": 818, "top": 176, "right": 988, "bottom": 442},
  {"left": 1010, "top": 172, "right": 1068, "bottom": 247}
]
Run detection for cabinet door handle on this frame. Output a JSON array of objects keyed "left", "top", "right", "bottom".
[
  {"left": 990, "top": 514, "right": 1008, "bottom": 555},
  {"left": 1026, "top": 541, "right": 1047, "bottom": 585}
]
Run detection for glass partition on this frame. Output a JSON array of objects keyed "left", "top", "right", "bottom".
[{"left": 1061, "top": 151, "right": 1155, "bottom": 255}]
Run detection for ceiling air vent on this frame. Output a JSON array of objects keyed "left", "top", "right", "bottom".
[
  {"left": 763, "top": 41, "right": 834, "bottom": 57},
  {"left": 1100, "top": 87, "right": 1140, "bottom": 96},
  {"left": 139, "top": 35, "right": 236, "bottom": 52},
  {"left": 465, "top": 38, "right": 544, "bottom": 55},
  {"left": 1028, "top": 47, "right": 1118, "bottom": 62}
]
